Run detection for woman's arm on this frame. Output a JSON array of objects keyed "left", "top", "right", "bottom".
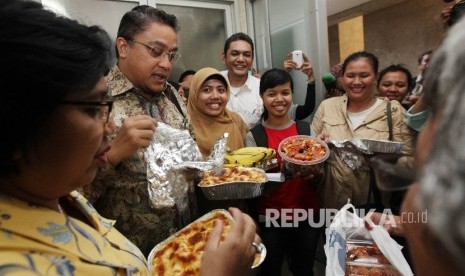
[{"left": 295, "top": 82, "right": 316, "bottom": 120}]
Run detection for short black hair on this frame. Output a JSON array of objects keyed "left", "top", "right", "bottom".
[
  {"left": 417, "top": 50, "right": 433, "bottom": 65},
  {"left": 259, "top": 68, "right": 293, "bottom": 120},
  {"left": 223, "top": 32, "right": 254, "bottom": 57},
  {"left": 0, "top": 0, "right": 114, "bottom": 176},
  {"left": 179, "top": 70, "right": 196, "bottom": 83},
  {"left": 117, "top": 5, "right": 179, "bottom": 58},
  {"left": 377, "top": 64, "right": 413, "bottom": 91}
]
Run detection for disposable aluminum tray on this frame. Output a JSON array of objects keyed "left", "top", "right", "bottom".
[
  {"left": 198, "top": 168, "right": 267, "bottom": 200},
  {"left": 199, "top": 180, "right": 266, "bottom": 200},
  {"left": 148, "top": 209, "right": 266, "bottom": 275},
  {"left": 360, "top": 139, "right": 404, "bottom": 154}
]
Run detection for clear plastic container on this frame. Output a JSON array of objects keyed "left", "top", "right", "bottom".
[{"left": 278, "top": 135, "right": 330, "bottom": 177}]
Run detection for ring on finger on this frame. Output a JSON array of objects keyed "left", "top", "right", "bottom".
[{"left": 252, "top": 242, "right": 262, "bottom": 253}]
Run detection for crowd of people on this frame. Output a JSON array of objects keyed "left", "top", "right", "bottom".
[{"left": 2, "top": 0, "right": 465, "bottom": 275}]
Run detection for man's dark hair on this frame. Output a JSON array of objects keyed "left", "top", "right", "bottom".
[
  {"left": 417, "top": 50, "right": 433, "bottom": 65},
  {"left": 116, "top": 5, "right": 179, "bottom": 57},
  {"left": 223, "top": 32, "right": 254, "bottom": 57}
]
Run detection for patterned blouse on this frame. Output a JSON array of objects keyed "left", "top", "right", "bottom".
[
  {"left": 0, "top": 191, "right": 149, "bottom": 275},
  {"left": 81, "top": 65, "right": 197, "bottom": 256}
]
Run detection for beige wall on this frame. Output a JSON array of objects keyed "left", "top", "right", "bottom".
[{"left": 329, "top": 0, "right": 444, "bottom": 74}]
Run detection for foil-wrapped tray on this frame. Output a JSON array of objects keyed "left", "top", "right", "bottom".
[
  {"left": 198, "top": 167, "right": 267, "bottom": 200},
  {"left": 359, "top": 139, "right": 404, "bottom": 154},
  {"left": 148, "top": 209, "right": 266, "bottom": 275}
]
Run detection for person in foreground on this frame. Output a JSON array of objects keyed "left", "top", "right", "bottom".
[
  {"left": 366, "top": 16, "right": 465, "bottom": 276},
  {"left": 0, "top": 1, "right": 257, "bottom": 275}
]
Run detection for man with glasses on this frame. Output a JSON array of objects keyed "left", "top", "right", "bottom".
[{"left": 82, "top": 5, "right": 195, "bottom": 257}]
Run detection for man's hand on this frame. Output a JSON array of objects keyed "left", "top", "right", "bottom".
[
  {"left": 201, "top": 208, "right": 258, "bottom": 276},
  {"left": 106, "top": 115, "right": 157, "bottom": 166}
]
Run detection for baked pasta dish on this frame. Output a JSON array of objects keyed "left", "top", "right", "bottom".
[
  {"left": 150, "top": 210, "right": 262, "bottom": 275},
  {"left": 199, "top": 167, "right": 267, "bottom": 187}
]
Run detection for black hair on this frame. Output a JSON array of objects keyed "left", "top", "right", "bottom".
[
  {"left": 0, "top": 0, "right": 114, "bottom": 176},
  {"left": 259, "top": 68, "right": 293, "bottom": 120},
  {"left": 377, "top": 64, "right": 413, "bottom": 91},
  {"left": 417, "top": 50, "right": 433, "bottom": 65},
  {"left": 117, "top": 5, "right": 179, "bottom": 57},
  {"left": 223, "top": 32, "right": 254, "bottom": 57},
  {"left": 342, "top": 51, "right": 379, "bottom": 75},
  {"left": 179, "top": 70, "right": 197, "bottom": 83}
]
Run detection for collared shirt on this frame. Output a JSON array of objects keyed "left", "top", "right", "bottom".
[
  {"left": 0, "top": 191, "right": 149, "bottom": 275},
  {"left": 221, "top": 70, "right": 263, "bottom": 129},
  {"left": 81, "top": 65, "right": 196, "bottom": 257}
]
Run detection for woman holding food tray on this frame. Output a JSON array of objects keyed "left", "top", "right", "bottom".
[
  {"left": 0, "top": 2, "right": 259, "bottom": 275},
  {"left": 311, "top": 51, "right": 415, "bottom": 211},
  {"left": 187, "top": 67, "right": 250, "bottom": 215},
  {"left": 245, "top": 68, "right": 321, "bottom": 276}
]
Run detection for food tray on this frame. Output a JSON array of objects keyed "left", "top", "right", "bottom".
[
  {"left": 198, "top": 167, "right": 267, "bottom": 200},
  {"left": 360, "top": 139, "right": 404, "bottom": 154},
  {"left": 148, "top": 209, "right": 266, "bottom": 275},
  {"left": 345, "top": 262, "right": 401, "bottom": 276},
  {"left": 278, "top": 135, "right": 330, "bottom": 176},
  {"left": 345, "top": 240, "right": 401, "bottom": 276}
]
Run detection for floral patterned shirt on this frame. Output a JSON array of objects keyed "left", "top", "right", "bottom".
[
  {"left": 0, "top": 191, "right": 149, "bottom": 275},
  {"left": 81, "top": 65, "right": 197, "bottom": 256}
]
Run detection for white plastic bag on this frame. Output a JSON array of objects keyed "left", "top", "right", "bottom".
[{"left": 324, "top": 202, "right": 413, "bottom": 276}]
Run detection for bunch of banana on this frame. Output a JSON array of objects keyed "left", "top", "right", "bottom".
[{"left": 224, "top": 147, "right": 276, "bottom": 167}]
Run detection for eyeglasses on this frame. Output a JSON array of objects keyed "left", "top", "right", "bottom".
[
  {"left": 370, "top": 155, "right": 416, "bottom": 191},
  {"left": 128, "top": 40, "right": 181, "bottom": 63},
  {"left": 59, "top": 95, "right": 114, "bottom": 124}
]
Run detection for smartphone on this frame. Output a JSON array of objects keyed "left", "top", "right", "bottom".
[{"left": 292, "top": 50, "right": 304, "bottom": 69}]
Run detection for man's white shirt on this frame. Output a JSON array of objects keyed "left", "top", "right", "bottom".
[{"left": 221, "top": 70, "right": 263, "bottom": 129}]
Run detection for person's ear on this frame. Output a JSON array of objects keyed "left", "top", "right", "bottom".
[
  {"left": 221, "top": 53, "right": 226, "bottom": 65},
  {"left": 116, "top": 37, "right": 130, "bottom": 58}
]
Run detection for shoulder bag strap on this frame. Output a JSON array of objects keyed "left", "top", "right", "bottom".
[
  {"left": 250, "top": 124, "right": 269, "bottom": 147},
  {"left": 386, "top": 101, "right": 393, "bottom": 141}
]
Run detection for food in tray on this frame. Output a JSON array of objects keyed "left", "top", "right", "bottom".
[
  {"left": 345, "top": 263, "right": 401, "bottom": 276},
  {"left": 279, "top": 136, "right": 327, "bottom": 162},
  {"left": 346, "top": 243, "right": 390, "bottom": 264},
  {"left": 151, "top": 210, "right": 262, "bottom": 275},
  {"left": 345, "top": 242, "right": 401, "bottom": 276},
  {"left": 199, "top": 167, "right": 267, "bottom": 187},
  {"left": 224, "top": 147, "right": 276, "bottom": 167}
]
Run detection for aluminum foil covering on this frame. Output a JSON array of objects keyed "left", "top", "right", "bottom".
[
  {"left": 329, "top": 138, "right": 404, "bottom": 170},
  {"left": 145, "top": 123, "right": 204, "bottom": 210}
]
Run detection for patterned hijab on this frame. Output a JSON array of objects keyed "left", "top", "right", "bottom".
[{"left": 187, "top": 67, "right": 248, "bottom": 158}]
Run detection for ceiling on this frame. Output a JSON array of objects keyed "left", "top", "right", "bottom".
[{"left": 326, "top": 0, "right": 374, "bottom": 16}]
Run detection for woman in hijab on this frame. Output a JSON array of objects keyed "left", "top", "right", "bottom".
[{"left": 188, "top": 67, "right": 248, "bottom": 157}]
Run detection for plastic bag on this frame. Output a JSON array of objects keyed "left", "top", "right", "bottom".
[{"left": 324, "top": 202, "right": 413, "bottom": 276}]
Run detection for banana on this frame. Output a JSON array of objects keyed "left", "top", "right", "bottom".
[{"left": 224, "top": 147, "right": 276, "bottom": 167}]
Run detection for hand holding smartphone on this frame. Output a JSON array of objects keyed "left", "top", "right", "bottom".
[{"left": 292, "top": 50, "right": 304, "bottom": 69}]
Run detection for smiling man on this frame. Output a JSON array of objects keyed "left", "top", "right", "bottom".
[
  {"left": 81, "top": 6, "right": 196, "bottom": 257},
  {"left": 220, "top": 33, "right": 263, "bottom": 129}
]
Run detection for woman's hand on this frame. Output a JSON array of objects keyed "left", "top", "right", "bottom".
[
  {"left": 200, "top": 208, "right": 258, "bottom": 276},
  {"left": 107, "top": 115, "right": 157, "bottom": 166}
]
